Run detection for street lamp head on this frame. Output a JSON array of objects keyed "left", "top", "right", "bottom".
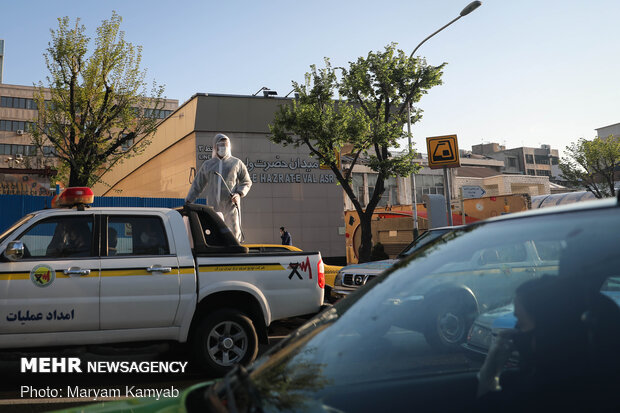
[{"left": 460, "top": 1, "right": 482, "bottom": 16}]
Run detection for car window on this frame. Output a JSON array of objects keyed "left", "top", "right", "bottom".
[
  {"left": 0, "top": 214, "right": 33, "bottom": 245},
  {"left": 533, "top": 239, "right": 565, "bottom": 261},
  {"left": 106, "top": 216, "right": 169, "bottom": 256},
  {"left": 399, "top": 229, "right": 449, "bottom": 257},
  {"left": 19, "top": 216, "right": 94, "bottom": 258},
  {"left": 263, "top": 246, "right": 292, "bottom": 252}
]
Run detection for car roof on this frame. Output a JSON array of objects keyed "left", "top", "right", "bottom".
[
  {"left": 483, "top": 196, "right": 618, "bottom": 224},
  {"left": 428, "top": 225, "right": 464, "bottom": 231}
]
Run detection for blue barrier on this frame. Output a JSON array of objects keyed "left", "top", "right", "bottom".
[{"left": 0, "top": 195, "right": 205, "bottom": 233}]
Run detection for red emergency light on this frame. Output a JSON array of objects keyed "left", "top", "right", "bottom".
[{"left": 51, "top": 187, "right": 94, "bottom": 209}]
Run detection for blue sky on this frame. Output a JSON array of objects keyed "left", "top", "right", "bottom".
[{"left": 2, "top": 0, "right": 619, "bottom": 156}]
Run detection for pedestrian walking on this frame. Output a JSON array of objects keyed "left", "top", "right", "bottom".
[{"left": 280, "top": 227, "right": 292, "bottom": 245}]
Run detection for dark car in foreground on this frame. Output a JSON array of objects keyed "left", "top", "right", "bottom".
[{"left": 57, "top": 196, "right": 620, "bottom": 412}]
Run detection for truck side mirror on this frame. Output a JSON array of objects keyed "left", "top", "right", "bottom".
[{"left": 4, "top": 241, "right": 24, "bottom": 261}]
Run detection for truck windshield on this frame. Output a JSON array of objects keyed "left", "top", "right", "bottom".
[{"left": 0, "top": 214, "right": 34, "bottom": 245}]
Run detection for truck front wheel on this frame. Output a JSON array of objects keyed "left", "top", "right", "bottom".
[{"left": 191, "top": 309, "right": 258, "bottom": 375}]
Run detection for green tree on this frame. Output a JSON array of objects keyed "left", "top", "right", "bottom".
[
  {"left": 559, "top": 136, "right": 620, "bottom": 198},
  {"left": 31, "top": 12, "right": 166, "bottom": 187},
  {"left": 270, "top": 44, "right": 445, "bottom": 262}
]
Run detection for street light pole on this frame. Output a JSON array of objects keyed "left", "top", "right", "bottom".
[{"left": 406, "top": 1, "right": 481, "bottom": 237}]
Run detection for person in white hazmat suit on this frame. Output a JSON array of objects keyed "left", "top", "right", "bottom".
[{"left": 185, "top": 134, "right": 252, "bottom": 241}]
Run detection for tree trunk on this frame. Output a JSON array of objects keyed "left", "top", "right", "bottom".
[{"left": 358, "top": 212, "right": 373, "bottom": 263}]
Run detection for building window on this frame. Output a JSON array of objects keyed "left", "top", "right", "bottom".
[
  {"left": 538, "top": 170, "right": 552, "bottom": 177},
  {"left": 352, "top": 173, "right": 366, "bottom": 207},
  {"left": 525, "top": 154, "right": 534, "bottom": 164},
  {"left": 0, "top": 143, "right": 44, "bottom": 156},
  {"left": 0, "top": 96, "right": 39, "bottom": 110},
  {"left": 527, "top": 169, "right": 536, "bottom": 175},
  {"left": 43, "top": 146, "right": 58, "bottom": 157},
  {"left": 535, "top": 155, "right": 550, "bottom": 165},
  {"left": 415, "top": 174, "right": 444, "bottom": 202},
  {"left": 0, "top": 119, "right": 35, "bottom": 132},
  {"left": 507, "top": 157, "right": 517, "bottom": 167},
  {"left": 551, "top": 157, "right": 559, "bottom": 165},
  {"left": 144, "top": 108, "right": 172, "bottom": 119},
  {"left": 376, "top": 176, "right": 399, "bottom": 207}
]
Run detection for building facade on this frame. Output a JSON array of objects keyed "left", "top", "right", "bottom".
[
  {"left": 0, "top": 82, "right": 178, "bottom": 195},
  {"left": 92, "top": 93, "right": 346, "bottom": 260},
  {"left": 0, "top": 83, "right": 60, "bottom": 195},
  {"left": 472, "top": 142, "right": 560, "bottom": 180}
]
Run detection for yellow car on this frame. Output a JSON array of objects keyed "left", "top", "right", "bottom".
[{"left": 243, "top": 244, "right": 341, "bottom": 301}]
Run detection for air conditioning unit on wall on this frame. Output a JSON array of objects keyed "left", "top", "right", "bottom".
[{"left": 16, "top": 130, "right": 24, "bottom": 135}]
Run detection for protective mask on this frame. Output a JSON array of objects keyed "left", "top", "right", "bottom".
[{"left": 217, "top": 145, "right": 227, "bottom": 158}]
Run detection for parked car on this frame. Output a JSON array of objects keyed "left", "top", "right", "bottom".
[
  {"left": 464, "top": 278, "right": 620, "bottom": 359},
  {"left": 332, "top": 226, "right": 461, "bottom": 300},
  {"left": 55, "top": 196, "right": 620, "bottom": 412},
  {"left": 245, "top": 243, "right": 342, "bottom": 302}
]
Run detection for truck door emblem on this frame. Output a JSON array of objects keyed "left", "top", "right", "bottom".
[
  {"left": 30, "top": 265, "right": 56, "bottom": 288},
  {"left": 288, "top": 263, "right": 303, "bottom": 280}
]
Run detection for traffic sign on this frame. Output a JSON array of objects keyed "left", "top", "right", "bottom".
[
  {"left": 461, "top": 185, "right": 487, "bottom": 199},
  {"left": 426, "top": 135, "right": 460, "bottom": 169}
]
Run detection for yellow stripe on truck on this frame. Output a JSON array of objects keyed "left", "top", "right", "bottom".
[
  {"left": 0, "top": 272, "right": 95, "bottom": 280},
  {"left": 101, "top": 269, "right": 153, "bottom": 277},
  {"left": 0, "top": 273, "right": 31, "bottom": 280},
  {"left": 100, "top": 267, "right": 193, "bottom": 277},
  {"left": 200, "top": 264, "right": 285, "bottom": 272}
]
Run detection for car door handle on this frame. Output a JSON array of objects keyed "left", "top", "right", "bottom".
[
  {"left": 63, "top": 267, "right": 91, "bottom": 276},
  {"left": 146, "top": 265, "right": 172, "bottom": 273}
]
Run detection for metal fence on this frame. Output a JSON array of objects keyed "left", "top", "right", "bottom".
[{"left": 0, "top": 195, "right": 204, "bottom": 233}]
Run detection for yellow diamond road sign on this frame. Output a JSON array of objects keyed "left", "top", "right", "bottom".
[{"left": 426, "top": 135, "right": 460, "bottom": 169}]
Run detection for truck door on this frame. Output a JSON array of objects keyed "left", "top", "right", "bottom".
[
  {"left": 99, "top": 214, "right": 181, "bottom": 329},
  {"left": 0, "top": 214, "right": 100, "bottom": 334}
]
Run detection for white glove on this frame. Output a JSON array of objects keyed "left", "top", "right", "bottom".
[
  {"left": 231, "top": 193, "right": 240, "bottom": 205},
  {"left": 476, "top": 329, "right": 516, "bottom": 397}
]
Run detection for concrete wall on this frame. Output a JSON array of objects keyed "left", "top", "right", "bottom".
[
  {"left": 192, "top": 94, "right": 345, "bottom": 258},
  {"left": 94, "top": 97, "right": 196, "bottom": 195},
  {"left": 108, "top": 134, "right": 196, "bottom": 198},
  {"left": 596, "top": 123, "right": 620, "bottom": 139}
]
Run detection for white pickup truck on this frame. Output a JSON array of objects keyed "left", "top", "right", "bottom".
[{"left": 0, "top": 188, "right": 325, "bottom": 374}]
